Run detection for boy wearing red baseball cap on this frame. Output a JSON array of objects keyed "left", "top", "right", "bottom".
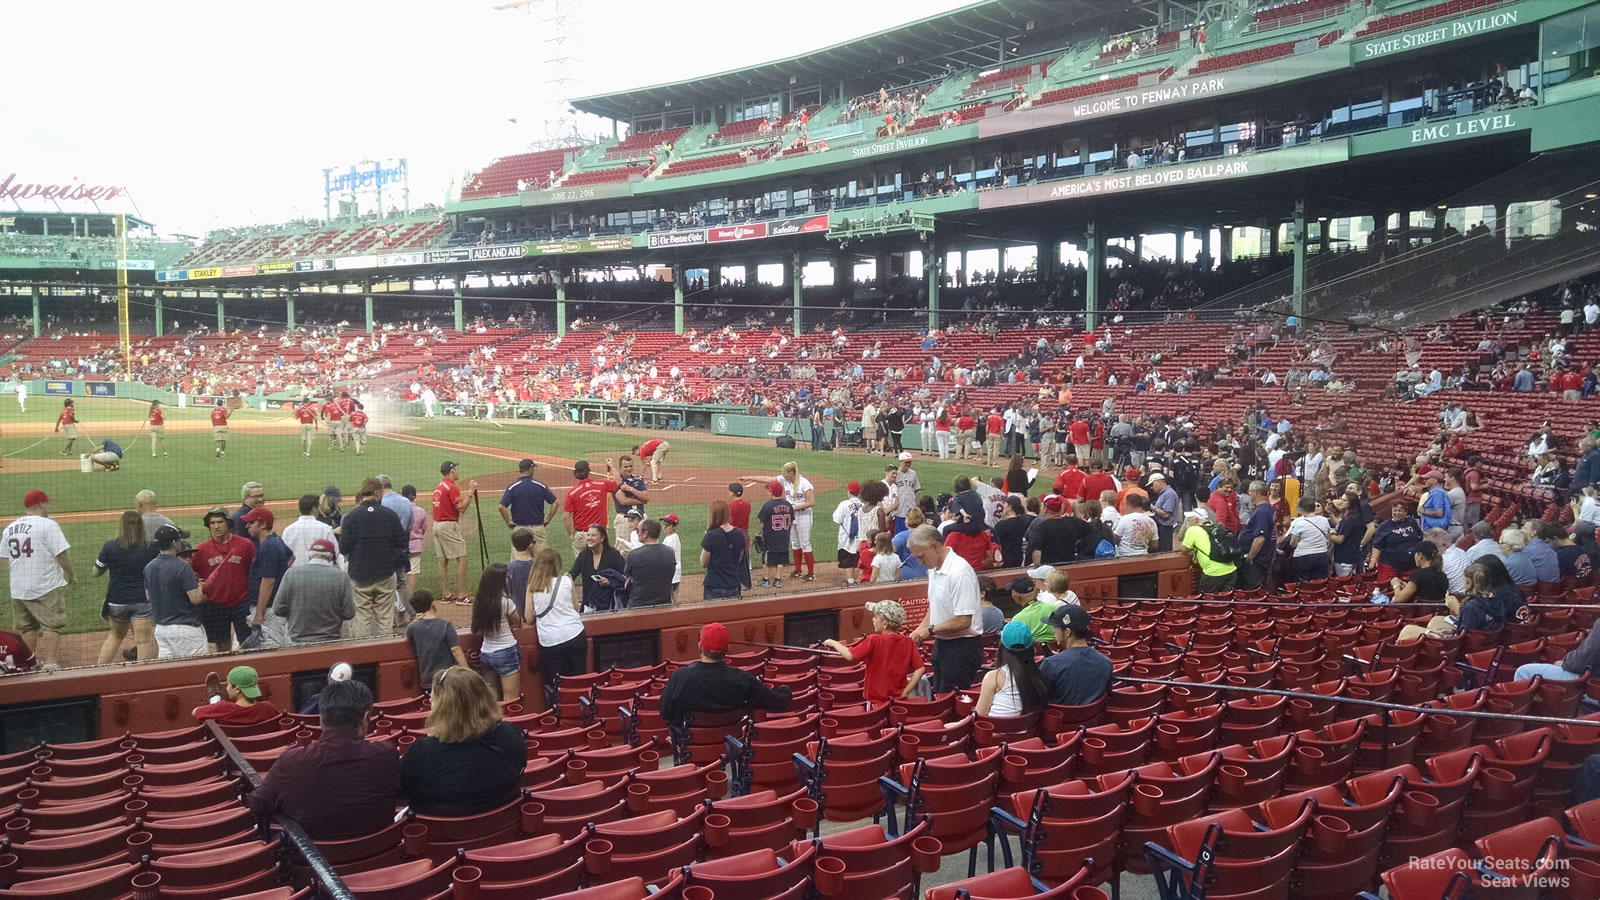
[{"left": 657, "top": 623, "right": 793, "bottom": 727}]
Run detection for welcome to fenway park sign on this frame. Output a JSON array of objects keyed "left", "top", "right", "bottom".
[{"left": 0, "top": 173, "right": 125, "bottom": 202}]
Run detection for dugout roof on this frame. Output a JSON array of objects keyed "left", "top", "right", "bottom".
[{"left": 571, "top": 0, "right": 1153, "bottom": 121}]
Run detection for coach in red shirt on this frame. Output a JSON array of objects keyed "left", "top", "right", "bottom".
[
  {"left": 192, "top": 506, "right": 256, "bottom": 653},
  {"left": 564, "top": 459, "right": 619, "bottom": 553},
  {"left": 984, "top": 410, "right": 1006, "bottom": 467},
  {"left": 1082, "top": 460, "right": 1117, "bottom": 505},
  {"left": 1053, "top": 457, "right": 1087, "bottom": 500}
]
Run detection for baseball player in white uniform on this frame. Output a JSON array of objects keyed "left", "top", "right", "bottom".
[
  {"left": 3, "top": 490, "right": 74, "bottom": 669},
  {"left": 779, "top": 461, "right": 817, "bottom": 581}
]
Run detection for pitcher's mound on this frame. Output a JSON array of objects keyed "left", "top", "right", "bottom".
[{"left": 2, "top": 457, "right": 88, "bottom": 473}]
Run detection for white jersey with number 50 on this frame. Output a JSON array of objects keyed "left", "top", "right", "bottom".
[{"left": 3, "top": 515, "right": 70, "bottom": 600}]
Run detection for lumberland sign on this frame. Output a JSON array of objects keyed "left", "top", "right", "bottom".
[{"left": 1356, "top": 9, "right": 1521, "bottom": 60}]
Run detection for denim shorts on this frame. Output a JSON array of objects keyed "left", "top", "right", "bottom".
[{"left": 479, "top": 644, "right": 522, "bottom": 677}]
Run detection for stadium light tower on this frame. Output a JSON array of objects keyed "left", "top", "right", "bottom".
[{"left": 491, "top": 0, "right": 598, "bottom": 150}]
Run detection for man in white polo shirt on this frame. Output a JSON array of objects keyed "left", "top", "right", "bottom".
[
  {"left": 905, "top": 525, "right": 982, "bottom": 691},
  {"left": 2, "top": 490, "right": 75, "bottom": 670}
]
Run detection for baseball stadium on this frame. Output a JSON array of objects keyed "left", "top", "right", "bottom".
[{"left": 3, "top": 0, "right": 1600, "bottom": 897}]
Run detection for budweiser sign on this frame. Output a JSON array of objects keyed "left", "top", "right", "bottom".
[{"left": 0, "top": 174, "right": 125, "bottom": 203}]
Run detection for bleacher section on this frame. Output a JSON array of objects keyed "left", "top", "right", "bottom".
[
  {"left": 1033, "top": 68, "right": 1174, "bottom": 108},
  {"left": 1190, "top": 30, "right": 1342, "bottom": 75},
  {"left": 963, "top": 59, "right": 1053, "bottom": 96},
  {"left": 176, "top": 218, "right": 448, "bottom": 268},
  {"left": 461, "top": 147, "right": 582, "bottom": 200},
  {"left": 560, "top": 163, "right": 653, "bottom": 187},
  {"left": 602, "top": 127, "right": 689, "bottom": 161},
  {"left": 1249, "top": 0, "right": 1353, "bottom": 32},
  {"left": 1356, "top": 0, "right": 1502, "bottom": 37}
]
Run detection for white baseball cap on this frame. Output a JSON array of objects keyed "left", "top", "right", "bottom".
[
  {"left": 898, "top": 451, "right": 913, "bottom": 461},
  {"left": 1026, "top": 565, "right": 1056, "bottom": 580}
]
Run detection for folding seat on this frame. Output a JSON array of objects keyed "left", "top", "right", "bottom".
[
  {"left": 888, "top": 693, "right": 956, "bottom": 726},
  {"left": 1121, "top": 754, "right": 1220, "bottom": 874},
  {"left": 793, "top": 817, "right": 941, "bottom": 900},
  {"left": 340, "top": 855, "right": 457, "bottom": 900},
  {"left": 132, "top": 756, "right": 228, "bottom": 789},
  {"left": 524, "top": 776, "right": 632, "bottom": 840},
  {"left": 25, "top": 751, "right": 130, "bottom": 781},
  {"left": 1076, "top": 717, "right": 1156, "bottom": 776},
  {"left": 682, "top": 842, "right": 820, "bottom": 900},
  {"left": 630, "top": 758, "right": 729, "bottom": 816},
  {"left": 1477, "top": 816, "right": 1600, "bottom": 877},
  {"left": 406, "top": 792, "right": 536, "bottom": 859},
  {"left": 127, "top": 726, "right": 210, "bottom": 751},
  {"left": 1372, "top": 847, "right": 1538, "bottom": 900},
  {"left": 1262, "top": 776, "right": 1403, "bottom": 900},
  {"left": 1353, "top": 710, "right": 1425, "bottom": 772},
  {"left": 1416, "top": 690, "right": 1486, "bottom": 756},
  {"left": 0, "top": 861, "right": 142, "bottom": 900},
  {"left": 457, "top": 826, "right": 588, "bottom": 890},
  {"left": 992, "top": 773, "right": 1133, "bottom": 891},
  {"left": 568, "top": 737, "right": 661, "bottom": 783},
  {"left": 285, "top": 819, "right": 409, "bottom": 879},
  {"left": 1152, "top": 705, "right": 1222, "bottom": 762},
  {"left": 1534, "top": 672, "right": 1591, "bottom": 719},
  {"left": 542, "top": 871, "right": 699, "bottom": 900},
  {"left": 527, "top": 723, "right": 608, "bottom": 758},
  {"left": 1150, "top": 802, "right": 1314, "bottom": 900},
  {"left": 142, "top": 805, "right": 256, "bottom": 854},
  {"left": 973, "top": 710, "right": 1041, "bottom": 747},
  {"left": 672, "top": 710, "right": 746, "bottom": 766},
  {"left": 725, "top": 715, "right": 820, "bottom": 796},
  {"left": 5, "top": 822, "right": 143, "bottom": 879},
  {"left": 1212, "top": 735, "right": 1296, "bottom": 808},
  {"left": 899, "top": 715, "right": 972, "bottom": 762},
  {"left": 1101, "top": 686, "right": 1162, "bottom": 727},
  {"left": 150, "top": 837, "right": 282, "bottom": 897},
  {"left": 880, "top": 752, "right": 1000, "bottom": 876},
  {"left": 996, "top": 733, "right": 1078, "bottom": 793},
  {"left": 923, "top": 863, "right": 1092, "bottom": 899},
  {"left": 19, "top": 769, "right": 139, "bottom": 806},
  {"left": 706, "top": 785, "right": 818, "bottom": 856},
  {"left": 1538, "top": 721, "right": 1600, "bottom": 812}
]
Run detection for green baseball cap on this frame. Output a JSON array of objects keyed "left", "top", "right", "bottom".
[{"left": 228, "top": 666, "right": 262, "bottom": 700}]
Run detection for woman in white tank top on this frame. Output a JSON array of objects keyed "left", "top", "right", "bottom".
[{"left": 975, "top": 620, "right": 1048, "bottom": 718}]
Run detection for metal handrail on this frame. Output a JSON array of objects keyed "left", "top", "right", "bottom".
[{"left": 204, "top": 720, "right": 355, "bottom": 900}]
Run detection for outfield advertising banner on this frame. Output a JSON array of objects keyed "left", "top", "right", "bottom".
[
  {"left": 377, "top": 252, "right": 425, "bottom": 268},
  {"left": 295, "top": 259, "right": 335, "bottom": 272},
  {"left": 649, "top": 214, "right": 828, "bottom": 250},
  {"left": 524, "top": 236, "right": 632, "bottom": 257},
  {"left": 43, "top": 381, "right": 72, "bottom": 395},
  {"left": 422, "top": 242, "right": 528, "bottom": 263},
  {"left": 647, "top": 230, "right": 706, "bottom": 249},
  {"left": 257, "top": 261, "right": 295, "bottom": 274},
  {"left": 86, "top": 382, "right": 116, "bottom": 397}
]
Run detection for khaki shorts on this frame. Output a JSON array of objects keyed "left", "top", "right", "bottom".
[
  {"left": 521, "top": 525, "right": 548, "bottom": 554},
  {"left": 352, "top": 427, "right": 367, "bottom": 440},
  {"left": 862, "top": 427, "right": 878, "bottom": 441},
  {"left": 338, "top": 419, "right": 354, "bottom": 435},
  {"left": 150, "top": 425, "right": 166, "bottom": 438},
  {"left": 212, "top": 425, "right": 228, "bottom": 436},
  {"left": 408, "top": 552, "right": 422, "bottom": 575},
  {"left": 13, "top": 587, "right": 66, "bottom": 634},
  {"left": 62, "top": 424, "right": 78, "bottom": 439},
  {"left": 571, "top": 529, "right": 589, "bottom": 555},
  {"left": 300, "top": 424, "right": 314, "bottom": 440},
  {"left": 434, "top": 521, "right": 466, "bottom": 560}
]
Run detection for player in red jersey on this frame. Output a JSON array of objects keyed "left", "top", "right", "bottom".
[
  {"left": 348, "top": 408, "right": 369, "bottom": 455},
  {"left": 633, "top": 438, "right": 671, "bottom": 484},
  {"left": 334, "top": 392, "right": 361, "bottom": 448},
  {"left": 148, "top": 400, "right": 168, "bottom": 458},
  {"left": 210, "top": 403, "right": 231, "bottom": 457},
  {"left": 55, "top": 399, "right": 79, "bottom": 456},
  {"left": 287, "top": 400, "right": 319, "bottom": 457},
  {"left": 321, "top": 398, "right": 345, "bottom": 452}
]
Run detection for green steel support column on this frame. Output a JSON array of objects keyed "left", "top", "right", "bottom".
[
  {"left": 154, "top": 292, "right": 164, "bottom": 338},
  {"left": 285, "top": 295, "right": 295, "bottom": 330},
  {"left": 791, "top": 251, "right": 803, "bottom": 338},
  {"left": 452, "top": 282, "right": 463, "bottom": 332},
  {"left": 1085, "top": 219, "right": 1102, "bottom": 332},
  {"left": 30, "top": 286, "right": 40, "bottom": 337},
  {"left": 364, "top": 281, "right": 375, "bottom": 333},
  {"left": 1175, "top": 230, "right": 1186, "bottom": 265},
  {"left": 924, "top": 241, "right": 940, "bottom": 331},
  {"left": 674, "top": 266, "right": 686, "bottom": 336},
  {"left": 1292, "top": 198, "right": 1307, "bottom": 319},
  {"left": 555, "top": 270, "right": 568, "bottom": 337},
  {"left": 216, "top": 296, "right": 225, "bottom": 332}
]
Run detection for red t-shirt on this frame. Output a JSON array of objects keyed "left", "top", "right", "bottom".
[
  {"left": 0, "top": 630, "right": 37, "bottom": 674},
  {"left": 323, "top": 402, "right": 343, "bottom": 422},
  {"left": 1053, "top": 467, "right": 1086, "bottom": 500},
  {"left": 335, "top": 397, "right": 356, "bottom": 416},
  {"left": 956, "top": 415, "right": 976, "bottom": 431},
  {"left": 564, "top": 476, "right": 619, "bottom": 532},
  {"left": 1083, "top": 473, "right": 1117, "bottom": 501},
  {"left": 59, "top": 408, "right": 76, "bottom": 426},
  {"left": 210, "top": 407, "right": 230, "bottom": 426},
  {"left": 1069, "top": 421, "right": 1090, "bottom": 445},
  {"left": 192, "top": 535, "right": 256, "bottom": 607},
  {"left": 149, "top": 408, "right": 164, "bottom": 426},
  {"left": 945, "top": 530, "right": 993, "bottom": 571},
  {"left": 638, "top": 439, "right": 663, "bottom": 460},
  {"left": 728, "top": 498, "right": 752, "bottom": 533},
  {"left": 349, "top": 410, "right": 368, "bottom": 428},
  {"left": 433, "top": 479, "right": 463, "bottom": 523},
  {"left": 986, "top": 414, "right": 1004, "bottom": 435},
  {"left": 193, "top": 700, "right": 281, "bottom": 725},
  {"left": 295, "top": 405, "right": 317, "bottom": 424},
  {"left": 1090, "top": 422, "right": 1105, "bottom": 449},
  {"left": 851, "top": 632, "right": 922, "bottom": 704}
]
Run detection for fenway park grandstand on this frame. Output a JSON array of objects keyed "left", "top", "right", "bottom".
[{"left": 3, "top": 0, "right": 1600, "bottom": 898}]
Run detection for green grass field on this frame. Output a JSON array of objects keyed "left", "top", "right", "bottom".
[{"left": 0, "top": 396, "right": 1020, "bottom": 634}]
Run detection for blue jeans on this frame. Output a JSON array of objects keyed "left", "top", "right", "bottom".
[{"left": 1514, "top": 662, "right": 1581, "bottom": 682}]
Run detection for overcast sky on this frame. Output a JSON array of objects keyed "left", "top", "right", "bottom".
[{"left": 7, "top": 0, "right": 971, "bottom": 236}]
